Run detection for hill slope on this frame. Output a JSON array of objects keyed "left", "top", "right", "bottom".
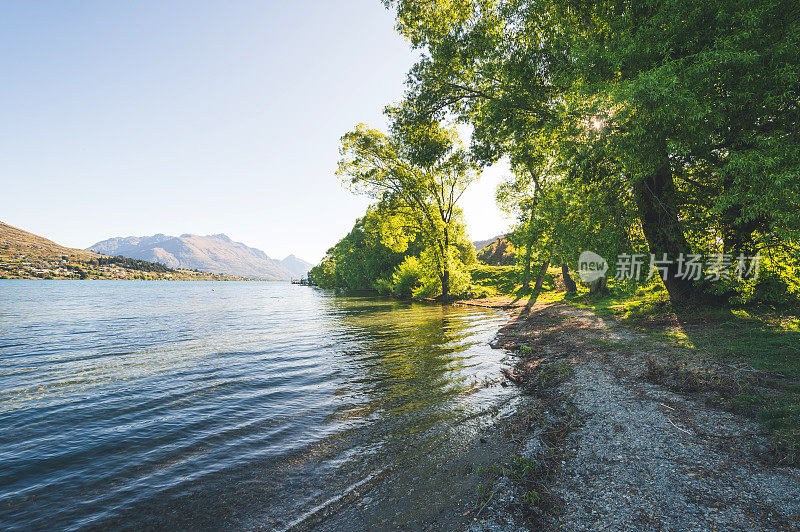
[
  {"left": 1, "top": 221, "right": 98, "bottom": 261},
  {"left": 88, "top": 233, "right": 297, "bottom": 280},
  {"left": 473, "top": 235, "right": 505, "bottom": 252},
  {"left": 0, "top": 220, "right": 240, "bottom": 280},
  {"left": 476, "top": 237, "right": 516, "bottom": 265}
]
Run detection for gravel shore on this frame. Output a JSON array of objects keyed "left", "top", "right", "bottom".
[{"left": 487, "top": 303, "right": 800, "bottom": 531}]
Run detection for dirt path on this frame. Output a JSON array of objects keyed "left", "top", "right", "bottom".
[{"left": 491, "top": 303, "right": 800, "bottom": 531}]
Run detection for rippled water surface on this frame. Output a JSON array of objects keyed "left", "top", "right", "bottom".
[{"left": 0, "top": 280, "right": 515, "bottom": 530}]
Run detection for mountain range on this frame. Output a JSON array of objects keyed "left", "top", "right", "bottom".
[
  {"left": 0, "top": 220, "right": 246, "bottom": 280},
  {"left": 88, "top": 233, "right": 312, "bottom": 280}
]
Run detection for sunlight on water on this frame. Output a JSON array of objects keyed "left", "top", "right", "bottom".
[{"left": 0, "top": 280, "right": 514, "bottom": 530}]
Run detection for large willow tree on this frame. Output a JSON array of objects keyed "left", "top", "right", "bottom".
[
  {"left": 384, "top": 0, "right": 800, "bottom": 304},
  {"left": 337, "top": 120, "right": 479, "bottom": 299}
]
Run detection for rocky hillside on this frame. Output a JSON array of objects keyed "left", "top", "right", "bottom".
[
  {"left": 88, "top": 233, "right": 303, "bottom": 280},
  {"left": 476, "top": 237, "right": 516, "bottom": 266},
  {"left": 472, "top": 235, "right": 505, "bottom": 252}
]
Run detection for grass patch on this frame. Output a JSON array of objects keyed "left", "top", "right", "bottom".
[
  {"left": 468, "top": 264, "right": 526, "bottom": 298},
  {"left": 467, "top": 264, "right": 557, "bottom": 299}
]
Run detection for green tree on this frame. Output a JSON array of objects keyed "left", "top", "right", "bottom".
[
  {"left": 337, "top": 121, "right": 479, "bottom": 299},
  {"left": 309, "top": 205, "right": 415, "bottom": 290},
  {"left": 384, "top": 0, "right": 800, "bottom": 304}
]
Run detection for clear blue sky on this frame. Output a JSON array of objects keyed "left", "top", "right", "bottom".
[{"left": 0, "top": 1, "right": 509, "bottom": 262}]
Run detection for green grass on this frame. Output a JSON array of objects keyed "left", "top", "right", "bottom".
[
  {"left": 569, "top": 282, "right": 672, "bottom": 318},
  {"left": 680, "top": 311, "right": 799, "bottom": 461},
  {"left": 467, "top": 264, "right": 557, "bottom": 299},
  {"left": 467, "top": 264, "right": 524, "bottom": 297}
]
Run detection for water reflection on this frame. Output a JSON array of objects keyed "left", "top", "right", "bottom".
[
  {"left": 0, "top": 281, "right": 512, "bottom": 530},
  {"left": 322, "top": 296, "right": 502, "bottom": 437}
]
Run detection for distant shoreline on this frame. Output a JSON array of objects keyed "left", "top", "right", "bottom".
[{"left": 1, "top": 220, "right": 310, "bottom": 283}]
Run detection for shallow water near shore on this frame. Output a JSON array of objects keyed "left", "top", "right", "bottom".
[{"left": 0, "top": 280, "right": 516, "bottom": 530}]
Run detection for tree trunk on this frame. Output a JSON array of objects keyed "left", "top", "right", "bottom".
[
  {"left": 521, "top": 245, "right": 533, "bottom": 290},
  {"left": 589, "top": 277, "right": 607, "bottom": 295},
  {"left": 632, "top": 160, "right": 699, "bottom": 304},
  {"left": 520, "top": 219, "right": 535, "bottom": 290},
  {"left": 562, "top": 263, "right": 577, "bottom": 293},
  {"left": 534, "top": 258, "right": 550, "bottom": 291},
  {"left": 441, "top": 227, "right": 450, "bottom": 300}
]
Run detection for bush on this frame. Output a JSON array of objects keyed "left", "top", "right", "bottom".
[
  {"left": 391, "top": 257, "right": 425, "bottom": 298},
  {"left": 447, "top": 263, "right": 473, "bottom": 297},
  {"left": 750, "top": 274, "right": 799, "bottom": 309},
  {"left": 373, "top": 277, "right": 393, "bottom": 295},
  {"left": 725, "top": 269, "right": 800, "bottom": 309}
]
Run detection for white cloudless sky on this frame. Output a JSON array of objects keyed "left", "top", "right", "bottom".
[{"left": 0, "top": 0, "right": 510, "bottom": 263}]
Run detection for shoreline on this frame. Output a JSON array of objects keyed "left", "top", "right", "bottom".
[{"left": 465, "top": 300, "right": 800, "bottom": 530}]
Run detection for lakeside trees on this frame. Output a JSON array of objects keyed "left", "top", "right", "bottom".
[
  {"left": 334, "top": 121, "right": 479, "bottom": 299},
  {"left": 317, "top": 0, "right": 798, "bottom": 306},
  {"left": 305, "top": 0, "right": 800, "bottom": 475},
  {"left": 383, "top": 0, "right": 800, "bottom": 305},
  {"left": 309, "top": 206, "right": 413, "bottom": 291},
  {"left": 309, "top": 201, "right": 476, "bottom": 297}
]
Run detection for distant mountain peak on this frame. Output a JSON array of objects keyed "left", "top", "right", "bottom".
[{"left": 280, "top": 254, "right": 313, "bottom": 278}]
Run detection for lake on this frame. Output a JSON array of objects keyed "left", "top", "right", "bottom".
[{"left": 0, "top": 280, "right": 517, "bottom": 530}]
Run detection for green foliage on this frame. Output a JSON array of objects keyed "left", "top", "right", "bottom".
[
  {"left": 309, "top": 205, "right": 414, "bottom": 291},
  {"left": 310, "top": 201, "right": 475, "bottom": 299},
  {"left": 391, "top": 256, "right": 425, "bottom": 298},
  {"left": 336, "top": 120, "right": 479, "bottom": 298},
  {"left": 373, "top": 277, "right": 394, "bottom": 296},
  {"left": 385, "top": 0, "right": 800, "bottom": 305},
  {"left": 414, "top": 245, "right": 473, "bottom": 297}
]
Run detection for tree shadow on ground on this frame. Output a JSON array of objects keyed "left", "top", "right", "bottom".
[{"left": 619, "top": 299, "right": 800, "bottom": 464}]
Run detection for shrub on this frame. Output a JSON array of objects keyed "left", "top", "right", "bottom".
[
  {"left": 373, "top": 277, "right": 393, "bottom": 295},
  {"left": 391, "top": 257, "right": 424, "bottom": 298}
]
